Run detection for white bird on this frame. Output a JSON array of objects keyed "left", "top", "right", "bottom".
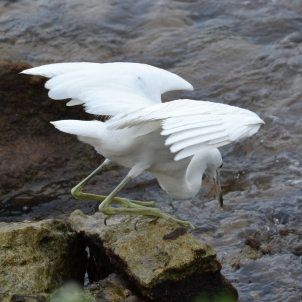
[{"left": 21, "top": 62, "right": 264, "bottom": 229}]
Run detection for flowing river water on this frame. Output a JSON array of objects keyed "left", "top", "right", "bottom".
[{"left": 1, "top": 1, "right": 302, "bottom": 301}]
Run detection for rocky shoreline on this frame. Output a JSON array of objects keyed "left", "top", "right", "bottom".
[{"left": 0, "top": 211, "right": 238, "bottom": 302}]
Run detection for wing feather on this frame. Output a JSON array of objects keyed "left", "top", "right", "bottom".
[
  {"left": 21, "top": 62, "right": 193, "bottom": 116},
  {"left": 108, "top": 99, "right": 264, "bottom": 160},
  {"left": 170, "top": 130, "right": 227, "bottom": 153},
  {"left": 161, "top": 116, "right": 223, "bottom": 134},
  {"left": 66, "top": 98, "right": 84, "bottom": 106},
  {"left": 174, "top": 141, "right": 230, "bottom": 161},
  {"left": 21, "top": 63, "right": 264, "bottom": 161},
  {"left": 165, "top": 124, "right": 225, "bottom": 145}
]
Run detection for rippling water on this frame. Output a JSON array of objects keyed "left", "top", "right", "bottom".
[{"left": 1, "top": 1, "right": 302, "bottom": 301}]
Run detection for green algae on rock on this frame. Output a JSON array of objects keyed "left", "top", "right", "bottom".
[
  {"left": 68, "top": 210, "right": 238, "bottom": 301},
  {"left": 0, "top": 219, "right": 86, "bottom": 302}
]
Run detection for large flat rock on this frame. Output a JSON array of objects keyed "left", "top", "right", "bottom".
[{"left": 68, "top": 210, "right": 238, "bottom": 301}]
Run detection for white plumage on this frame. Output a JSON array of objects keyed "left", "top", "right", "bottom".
[{"left": 21, "top": 62, "right": 264, "bottom": 229}]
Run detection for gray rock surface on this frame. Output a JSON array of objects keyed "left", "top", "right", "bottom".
[
  {"left": 68, "top": 210, "right": 238, "bottom": 302},
  {"left": 0, "top": 219, "right": 86, "bottom": 302}
]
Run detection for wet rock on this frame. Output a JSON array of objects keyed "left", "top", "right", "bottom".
[
  {"left": 230, "top": 245, "right": 262, "bottom": 269},
  {"left": 123, "top": 297, "right": 140, "bottom": 302},
  {"left": 260, "top": 244, "right": 282, "bottom": 255},
  {"left": 244, "top": 236, "right": 283, "bottom": 257},
  {"left": 292, "top": 244, "right": 302, "bottom": 257},
  {"left": 0, "top": 219, "right": 86, "bottom": 302},
  {"left": 84, "top": 273, "right": 140, "bottom": 302},
  {"left": 0, "top": 60, "right": 98, "bottom": 197},
  {"left": 245, "top": 236, "right": 261, "bottom": 251},
  {"left": 68, "top": 210, "right": 238, "bottom": 302},
  {"left": 10, "top": 294, "right": 47, "bottom": 302}
]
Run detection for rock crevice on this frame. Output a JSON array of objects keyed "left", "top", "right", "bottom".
[{"left": 68, "top": 210, "right": 238, "bottom": 301}]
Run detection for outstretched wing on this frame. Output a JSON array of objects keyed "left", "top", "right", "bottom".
[
  {"left": 108, "top": 99, "right": 265, "bottom": 160},
  {"left": 21, "top": 62, "right": 193, "bottom": 116},
  {"left": 22, "top": 62, "right": 263, "bottom": 161}
]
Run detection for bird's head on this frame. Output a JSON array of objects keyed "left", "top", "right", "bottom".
[{"left": 204, "top": 149, "right": 223, "bottom": 207}]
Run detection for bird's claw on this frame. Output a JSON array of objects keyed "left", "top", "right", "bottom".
[
  {"left": 104, "top": 215, "right": 111, "bottom": 226},
  {"left": 134, "top": 219, "right": 139, "bottom": 231}
]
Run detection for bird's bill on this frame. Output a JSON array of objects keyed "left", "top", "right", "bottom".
[
  {"left": 211, "top": 171, "right": 223, "bottom": 208},
  {"left": 215, "top": 170, "right": 223, "bottom": 208}
]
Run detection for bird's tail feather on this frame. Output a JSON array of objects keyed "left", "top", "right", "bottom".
[{"left": 51, "top": 120, "right": 104, "bottom": 146}]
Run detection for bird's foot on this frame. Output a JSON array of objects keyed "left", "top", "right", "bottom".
[
  {"left": 134, "top": 215, "right": 159, "bottom": 230},
  {"left": 172, "top": 218, "right": 195, "bottom": 230},
  {"left": 122, "top": 199, "right": 157, "bottom": 208},
  {"left": 100, "top": 205, "right": 195, "bottom": 231}
]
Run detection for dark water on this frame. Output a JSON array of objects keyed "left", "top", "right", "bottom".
[{"left": 1, "top": 1, "right": 302, "bottom": 301}]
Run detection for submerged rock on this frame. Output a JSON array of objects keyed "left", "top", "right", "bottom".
[
  {"left": 68, "top": 210, "right": 238, "bottom": 302},
  {"left": 0, "top": 219, "right": 86, "bottom": 302},
  {"left": 10, "top": 294, "right": 48, "bottom": 302},
  {"left": 230, "top": 237, "right": 263, "bottom": 269},
  {"left": 84, "top": 273, "right": 140, "bottom": 302},
  {"left": 230, "top": 245, "right": 262, "bottom": 270}
]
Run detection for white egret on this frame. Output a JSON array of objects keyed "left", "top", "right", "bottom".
[{"left": 21, "top": 62, "right": 264, "bottom": 229}]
